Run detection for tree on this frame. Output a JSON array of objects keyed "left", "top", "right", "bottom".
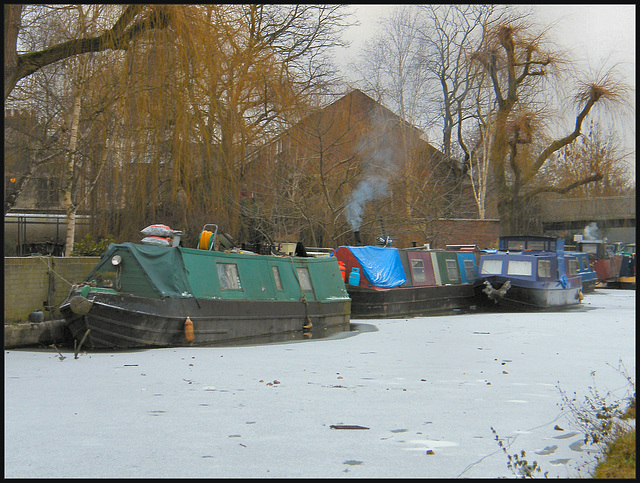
[
  {"left": 6, "top": 5, "right": 352, "bottom": 250},
  {"left": 351, "top": 5, "right": 514, "bottom": 226},
  {"left": 415, "top": 5, "right": 504, "bottom": 173},
  {"left": 472, "top": 22, "right": 629, "bottom": 234},
  {"left": 4, "top": 5, "right": 170, "bottom": 99},
  {"left": 242, "top": 90, "right": 375, "bottom": 247},
  {"left": 241, "top": 89, "right": 461, "bottom": 248},
  {"left": 348, "top": 7, "right": 488, "bottom": 243},
  {"left": 541, "top": 121, "right": 635, "bottom": 198},
  {"left": 351, "top": 6, "right": 428, "bottom": 127},
  {"left": 4, "top": 5, "right": 169, "bottom": 217},
  {"left": 4, "top": 108, "right": 65, "bottom": 215}
]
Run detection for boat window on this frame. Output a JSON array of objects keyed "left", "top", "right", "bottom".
[
  {"left": 272, "top": 266, "right": 283, "bottom": 291},
  {"left": 507, "top": 260, "right": 532, "bottom": 276},
  {"left": 463, "top": 260, "right": 476, "bottom": 281},
  {"left": 216, "top": 263, "right": 242, "bottom": 290},
  {"left": 538, "top": 260, "right": 552, "bottom": 278},
  {"left": 527, "top": 241, "right": 547, "bottom": 251},
  {"left": 506, "top": 240, "right": 525, "bottom": 250},
  {"left": 481, "top": 259, "right": 503, "bottom": 275},
  {"left": 296, "top": 267, "right": 313, "bottom": 291},
  {"left": 411, "top": 259, "right": 427, "bottom": 282},
  {"left": 567, "top": 259, "right": 579, "bottom": 276},
  {"left": 445, "top": 259, "right": 459, "bottom": 281}
]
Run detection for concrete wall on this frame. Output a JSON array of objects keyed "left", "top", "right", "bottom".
[{"left": 4, "top": 256, "right": 99, "bottom": 323}]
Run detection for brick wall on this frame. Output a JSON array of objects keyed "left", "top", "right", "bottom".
[
  {"left": 433, "top": 219, "right": 500, "bottom": 249},
  {"left": 4, "top": 256, "right": 99, "bottom": 323}
]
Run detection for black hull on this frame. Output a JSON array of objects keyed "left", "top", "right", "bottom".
[
  {"left": 347, "top": 283, "right": 478, "bottom": 318},
  {"left": 606, "top": 280, "right": 636, "bottom": 290},
  {"left": 60, "top": 292, "right": 351, "bottom": 349},
  {"left": 581, "top": 280, "right": 596, "bottom": 293}
]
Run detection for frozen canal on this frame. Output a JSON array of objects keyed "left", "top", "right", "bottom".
[{"left": 4, "top": 289, "right": 635, "bottom": 478}]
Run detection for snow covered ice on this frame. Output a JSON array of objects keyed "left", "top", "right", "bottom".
[{"left": 4, "top": 289, "right": 635, "bottom": 478}]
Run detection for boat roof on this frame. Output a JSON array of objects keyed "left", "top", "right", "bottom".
[
  {"left": 566, "top": 250, "right": 589, "bottom": 258},
  {"left": 498, "top": 235, "right": 562, "bottom": 252},
  {"left": 88, "top": 242, "right": 348, "bottom": 300},
  {"left": 445, "top": 244, "right": 480, "bottom": 251}
]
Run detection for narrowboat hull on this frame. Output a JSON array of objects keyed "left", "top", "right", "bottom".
[
  {"left": 60, "top": 292, "right": 351, "bottom": 349},
  {"left": 608, "top": 277, "right": 636, "bottom": 289},
  {"left": 609, "top": 244, "right": 636, "bottom": 289},
  {"left": 59, "top": 240, "right": 351, "bottom": 349},
  {"left": 565, "top": 252, "right": 598, "bottom": 293},
  {"left": 347, "top": 283, "right": 478, "bottom": 318},
  {"left": 474, "top": 276, "right": 583, "bottom": 311},
  {"left": 593, "top": 257, "right": 622, "bottom": 283},
  {"left": 581, "top": 279, "right": 597, "bottom": 294}
]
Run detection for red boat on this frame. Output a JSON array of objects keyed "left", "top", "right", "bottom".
[{"left": 577, "top": 240, "right": 622, "bottom": 285}]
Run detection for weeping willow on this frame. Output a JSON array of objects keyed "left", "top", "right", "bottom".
[{"left": 84, "top": 5, "right": 347, "bottom": 246}]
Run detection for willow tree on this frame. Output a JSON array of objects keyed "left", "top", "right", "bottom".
[
  {"left": 472, "top": 23, "right": 629, "bottom": 234},
  {"left": 104, "top": 5, "right": 352, "bottom": 244}
]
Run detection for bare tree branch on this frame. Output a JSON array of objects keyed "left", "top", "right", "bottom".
[
  {"left": 4, "top": 5, "right": 170, "bottom": 99},
  {"left": 521, "top": 173, "right": 604, "bottom": 203}
]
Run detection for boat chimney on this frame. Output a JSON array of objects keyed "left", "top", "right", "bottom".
[{"left": 353, "top": 230, "right": 362, "bottom": 246}]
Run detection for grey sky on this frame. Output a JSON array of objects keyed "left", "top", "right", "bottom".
[{"left": 338, "top": 4, "right": 635, "bottom": 172}]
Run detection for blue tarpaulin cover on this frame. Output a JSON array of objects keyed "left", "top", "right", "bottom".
[{"left": 341, "top": 246, "right": 406, "bottom": 288}]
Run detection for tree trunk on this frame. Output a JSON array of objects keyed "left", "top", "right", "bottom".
[
  {"left": 63, "top": 94, "right": 82, "bottom": 256},
  {"left": 4, "top": 5, "right": 22, "bottom": 99}
]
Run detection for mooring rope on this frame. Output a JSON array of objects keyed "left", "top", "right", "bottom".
[
  {"left": 32, "top": 255, "right": 76, "bottom": 287},
  {"left": 30, "top": 255, "right": 86, "bottom": 312}
]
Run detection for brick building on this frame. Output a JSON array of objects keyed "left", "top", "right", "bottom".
[{"left": 242, "top": 89, "right": 487, "bottom": 248}]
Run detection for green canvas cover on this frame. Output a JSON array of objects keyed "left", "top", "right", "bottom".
[
  {"left": 86, "top": 243, "right": 348, "bottom": 302},
  {"left": 87, "top": 243, "right": 194, "bottom": 299}
]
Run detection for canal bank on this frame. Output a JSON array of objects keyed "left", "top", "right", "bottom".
[{"left": 4, "top": 319, "right": 71, "bottom": 349}]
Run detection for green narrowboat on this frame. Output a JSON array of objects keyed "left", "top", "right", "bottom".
[{"left": 60, "top": 233, "right": 350, "bottom": 349}]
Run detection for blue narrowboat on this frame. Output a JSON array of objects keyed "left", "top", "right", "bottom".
[
  {"left": 476, "top": 235, "right": 584, "bottom": 310},
  {"left": 566, "top": 251, "right": 597, "bottom": 293}
]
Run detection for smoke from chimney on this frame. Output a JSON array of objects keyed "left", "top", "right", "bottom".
[
  {"left": 583, "top": 222, "right": 599, "bottom": 240},
  {"left": 344, "top": 112, "right": 399, "bottom": 233},
  {"left": 345, "top": 176, "right": 388, "bottom": 232}
]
